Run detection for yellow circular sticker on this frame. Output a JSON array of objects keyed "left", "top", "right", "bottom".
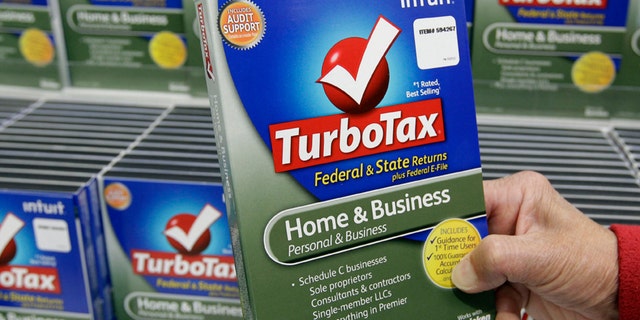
[
  {"left": 19, "top": 28, "right": 55, "bottom": 67},
  {"left": 104, "top": 182, "right": 132, "bottom": 211},
  {"left": 149, "top": 31, "right": 187, "bottom": 69},
  {"left": 571, "top": 51, "right": 615, "bottom": 94},
  {"left": 423, "top": 219, "right": 480, "bottom": 288},
  {"left": 219, "top": 0, "right": 265, "bottom": 49}
]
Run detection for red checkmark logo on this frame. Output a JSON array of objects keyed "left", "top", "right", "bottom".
[
  {"left": 164, "top": 204, "right": 222, "bottom": 255},
  {"left": 318, "top": 16, "right": 401, "bottom": 114},
  {"left": 0, "top": 213, "right": 24, "bottom": 265}
]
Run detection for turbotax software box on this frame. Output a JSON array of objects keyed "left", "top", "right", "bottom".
[
  {"left": 471, "top": 0, "right": 630, "bottom": 118},
  {"left": 196, "top": 0, "right": 495, "bottom": 319}
]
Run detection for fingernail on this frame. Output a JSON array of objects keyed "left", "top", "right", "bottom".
[{"left": 451, "top": 256, "right": 477, "bottom": 292}]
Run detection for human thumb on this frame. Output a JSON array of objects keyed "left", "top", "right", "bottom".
[
  {"left": 451, "top": 235, "right": 530, "bottom": 293},
  {"left": 451, "top": 254, "right": 483, "bottom": 292}
]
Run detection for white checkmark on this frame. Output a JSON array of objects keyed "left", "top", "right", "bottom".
[
  {"left": 318, "top": 16, "right": 401, "bottom": 105},
  {"left": 164, "top": 204, "right": 222, "bottom": 252},
  {"left": 0, "top": 213, "right": 24, "bottom": 254}
]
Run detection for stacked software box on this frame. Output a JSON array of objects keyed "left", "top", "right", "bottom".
[
  {"left": 0, "top": 0, "right": 66, "bottom": 89},
  {"left": 0, "top": 99, "right": 165, "bottom": 320},
  {"left": 612, "top": 0, "right": 640, "bottom": 117},
  {"left": 56, "top": 0, "right": 190, "bottom": 93},
  {"left": 471, "top": 0, "right": 631, "bottom": 118},
  {"left": 618, "top": 0, "right": 640, "bottom": 85},
  {"left": 99, "top": 106, "right": 242, "bottom": 320}
]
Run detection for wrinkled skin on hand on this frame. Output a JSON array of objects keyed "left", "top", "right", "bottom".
[{"left": 452, "top": 171, "right": 619, "bottom": 320}]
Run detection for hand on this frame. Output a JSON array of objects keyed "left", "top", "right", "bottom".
[{"left": 451, "top": 171, "right": 619, "bottom": 320}]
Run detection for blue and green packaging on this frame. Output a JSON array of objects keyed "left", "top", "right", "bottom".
[
  {"left": 0, "top": 187, "right": 106, "bottom": 320},
  {"left": 100, "top": 106, "right": 242, "bottom": 320},
  {"left": 56, "top": 0, "right": 190, "bottom": 93},
  {"left": 613, "top": 0, "right": 640, "bottom": 116},
  {"left": 0, "top": 0, "right": 66, "bottom": 89},
  {"left": 471, "top": 0, "right": 632, "bottom": 118},
  {"left": 0, "top": 99, "right": 170, "bottom": 320},
  {"left": 196, "top": 0, "right": 495, "bottom": 319}
]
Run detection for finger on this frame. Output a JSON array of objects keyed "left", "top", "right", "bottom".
[
  {"left": 483, "top": 171, "right": 553, "bottom": 235},
  {"left": 495, "top": 284, "right": 527, "bottom": 320},
  {"left": 482, "top": 175, "right": 525, "bottom": 235}
]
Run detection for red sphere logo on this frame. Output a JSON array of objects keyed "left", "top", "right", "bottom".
[
  {"left": 164, "top": 213, "right": 211, "bottom": 255},
  {"left": 320, "top": 37, "right": 390, "bottom": 114},
  {"left": 163, "top": 204, "right": 222, "bottom": 255},
  {"left": 0, "top": 239, "right": 17, "bottom": 265},
  {"left": 318, "top": 16, "right": 401, "bottom": 114},
  {"left": 0, "top": 213, "right": 24, "bottom": 265}
]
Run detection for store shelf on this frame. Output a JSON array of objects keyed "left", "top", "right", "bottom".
[
  {"left": 0, "top": 98, "right": 36, "bottom": 128},
  {"left": 4, "top": 97, "right": 639, "bottom": 226},
  {"left": 104, "top": 105, "right": 221, "bottom": 182},
  {"left": 478, "top": 116, "right": 640, "bottom": 226},
  {"left": 613, "top": 127, "right": 640, "bottom": 175},
  {"left": 0, "top": 100, "right": 167, "bottom": 191}
]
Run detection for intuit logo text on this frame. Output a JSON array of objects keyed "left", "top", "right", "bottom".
[
  {"left": 401, "top": 0, "right": 453, "bottom": 9},
  {"left": 22, "top": 200, "right": 65, "bottom": 215}
]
